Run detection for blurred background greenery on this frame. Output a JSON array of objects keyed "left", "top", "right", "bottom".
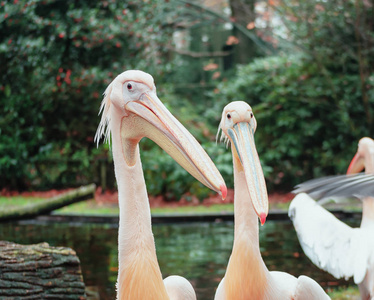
[{"left": 1, "top": 0, "right": 373, "bottom": 200}]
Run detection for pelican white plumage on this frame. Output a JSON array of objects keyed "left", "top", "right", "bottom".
[
  {"left": 289, "top": 137, "right": 374, "bottom": 300},
  {"left": 215, "top": 101, "right": 330, "bottom": 300},
  {"left": 94, "top": 70, "right": 227, "bottom": 300}
]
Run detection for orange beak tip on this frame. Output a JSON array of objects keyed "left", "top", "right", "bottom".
[
  {"left": 220, "top": 184, "right": 227, "bottom": 200},
  {"left": 260, "top": 213, "right": 267, "bottom": 226},
  {"left": 347, "top": 153, "right": 360, "bottom": 174}
]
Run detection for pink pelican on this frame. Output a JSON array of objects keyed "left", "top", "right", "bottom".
[
  {"left": 215, "top": 101, "right": 330, "bottom": 300},
  {"left": 94, "top": 70, "right": 227, "bottom": 300}
]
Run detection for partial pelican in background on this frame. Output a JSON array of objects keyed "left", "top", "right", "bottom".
[
  {"left": 293, "top": 173, "right": 374, "bottom": 202},
  {"left": 289, "top": 137, "right": 374, "bottom": 300},
  {"left": 215, "top": 101, "right": 330, "bottom": 300},
  {"left": 95, "top": 70, "right": 227, "bottom": 300}
]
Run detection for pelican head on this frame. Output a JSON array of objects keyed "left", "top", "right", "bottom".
[
  {"left": 217, "top": 101, "right": 268, "bottom": 225},
  {"left": 347, "top": 137, "right": 374, "bottom": 175},
  {"left": 95, "top": 70, "right": 227, "bottom": 198}
]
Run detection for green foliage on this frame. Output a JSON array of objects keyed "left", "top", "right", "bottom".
[
  {"left": 327, "top": 286, "right": 360, "bottom": 299},
  {"left": 0, "top": 0, "right": 176, "bottom": 189},
  {"left": 2, "top": 0, "right": 373, "bottom": 200},
  {"left": 203, "top": 0, "right": 374, "bottom": 191},
  {"left": 140, "top": 84, "right": 234, "bottom": 200},
  {"left": 140, "top": 140, "right": 233, "bottom": 201},
  {"left": 274, "top": 0, "right": 374, "bottom": 133},
  {"left": 0, "top": 0, "right": 264, "bottom": 197},
  {"left": 212, "top": 53, "right": 372, "bottom": 190},
  {"left": 276, "top": 0, "right": 373, "bottom": 66}
]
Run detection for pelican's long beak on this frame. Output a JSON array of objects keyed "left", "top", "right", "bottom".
[
  {"left": 347, "top": 153, "right": 364, "bottom": 174},
  {"left": 126, "top": 92, "right": 227, "bottom": 199},
  {"left": 228, "top": 122, "right": 268, "bottom": 224}
]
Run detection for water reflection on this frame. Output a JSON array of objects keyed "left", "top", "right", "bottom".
[{"left": 0, "top": 219, "right": 357, "bottom": 299}]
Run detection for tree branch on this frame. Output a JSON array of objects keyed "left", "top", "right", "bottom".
[
  {"left": 168, "top": 46, "right": 231, "bottom": 57},
  {"left": 177, "top": 0, "right": 275, "bottom": 54},
  {"left": 0, "top": 184, "right": 96, "bottom": 221},
  {"left": 354, "top": 0, "right": 372, "bottom": 134}
]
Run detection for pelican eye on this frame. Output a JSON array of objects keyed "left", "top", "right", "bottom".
[
  {"left": 127, "top": 83, "right": 133, "bottom": 90},
  {"left": 250, "top": 112, "right": 253, "bottom": 118},
  {"left": 227, "top": 113, "right": 231, "bottom": 119}
]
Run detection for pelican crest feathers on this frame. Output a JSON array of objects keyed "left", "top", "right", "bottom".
[{"left": 216, "top": 121, "right": 230, "bottom": 149}]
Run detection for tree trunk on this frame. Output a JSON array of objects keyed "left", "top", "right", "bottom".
[
  {"left": 0, "top": 241, "right": 86, "bottom": 299},
  {"left": 230, "top": 0, "right": 256, "bottom": 64},
  {"left": 0, "top": 184, "right": 96, "bottom": 221}
]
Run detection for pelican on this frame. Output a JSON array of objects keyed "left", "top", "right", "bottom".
[
  {"left": 289, "top": 137, "right": 374, "bottom": 300},
  {"left": 94, "top": 70, "right": 227, "bottom": 300},
  {"left": 215, "top": 101, "right": 329, "bottom": 300}
]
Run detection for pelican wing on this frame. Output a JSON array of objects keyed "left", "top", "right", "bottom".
[
  {"left": 293, "top": 173, "right": 374, "bottom": 200},
  {"left": 289, "top": 193, "right": 369, "bottom": 284},
  {"left": 164, "top": 276, "right": 197, "bottom": 300},
  {"left": 270, "top": 271, "right": 330, "bottom": 299},
  {"left": 294, "top": 275, "right": 331, "bottom": 300}
]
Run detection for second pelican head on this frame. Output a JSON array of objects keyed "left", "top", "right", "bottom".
[{"left": 217, "top": 101, "right": 268, "bottom": 225}]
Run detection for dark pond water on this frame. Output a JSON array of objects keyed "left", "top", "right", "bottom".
[{"left": 0, "top": 218, "right": 358, "bottom": 300}]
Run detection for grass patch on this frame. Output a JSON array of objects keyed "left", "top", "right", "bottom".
[
  {"left": 0, "top": 196, "right": 236, "bottom": 215},
  {"left": 0, "top": 197, "right": 230, "bottom": 215},
  {"left": 0, "top": 196, "right": 45, "bottom": 209},
  {"left": 327, "top": 286, "right": 360, "bottom": 299},
  {"left": 269, "top": 202, "right": 290, "bottom": 211},
  {"left": 0, "top": 195, "right": 361, "bottom": 217},
  {"left": 55, "top": 200, "right": 234, "bottom": 215},
  {"left": 0, "top": 195, "right": 307, "bottom": 216},
  {"left": 56, "top": 200, "right": 119, "bottom": 215},
  {"left": 151, "top": 204, "right": 234, "bottom": 215}
]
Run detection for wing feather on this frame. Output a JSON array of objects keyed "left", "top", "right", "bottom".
[
  {"left": 289, "top": 193, "right": 369, "bottom": 284},
  {"left": 293, "top": 275, "right": 331, "bottom": 300},
  {"left": 293, "top": 173, "right": 374, "bottom": 200},
  {"left": 163, "top": 275, "right": 196, "bottom": 300},
  {"left": 270, "top": 271, "right": 330, "bottom": 299}
]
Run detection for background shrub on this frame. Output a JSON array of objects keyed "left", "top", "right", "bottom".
[
  {"left": 211, "top": 54, "right": 372, "bottom": 190},
  {"left": 1, "top": 0, "right": 373, "bottom": 198}
]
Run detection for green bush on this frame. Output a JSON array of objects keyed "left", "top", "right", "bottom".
[
  {"left": 0, "top": 0, "right": 175, "bottom": 190},
  {"left": 210, "top": 54, "right": 372, "bottom": 190},
  {"left": 0, "top": 0, "right": 236, "bottom": 197},
  {"left": 3, "top": 0, "right": 373, "bottom": 200},
  {"left": 206, "top": 0, "right": 374, "bottom": 191},
  {"left": 139, "top": 85, "right": 234, "bottom": 200}
]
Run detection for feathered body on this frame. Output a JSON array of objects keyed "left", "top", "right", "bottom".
[{"left": 289, "top": 137, "right": 374, "bottom": 300}]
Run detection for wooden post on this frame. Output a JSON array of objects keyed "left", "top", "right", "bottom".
[
  {"left": 0, "top": 241, "right": 86, "bottom": 299},
  {"left": 100, "top": 160, "right": 107, "bottom": 194}
]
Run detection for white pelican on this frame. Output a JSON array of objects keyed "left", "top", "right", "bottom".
[
  {"left": 94, "top": 70, "right": 227, "bottom": 300},
  {"left": 215, "top": 101, "right": 330, "bottom": 300},
  {"left": 289, "top": 137, "right": 374, "bottom": 300}
]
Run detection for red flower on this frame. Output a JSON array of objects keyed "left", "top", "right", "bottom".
[{"left": 64, "top": 70, "right": 72, "bottom": 85}]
